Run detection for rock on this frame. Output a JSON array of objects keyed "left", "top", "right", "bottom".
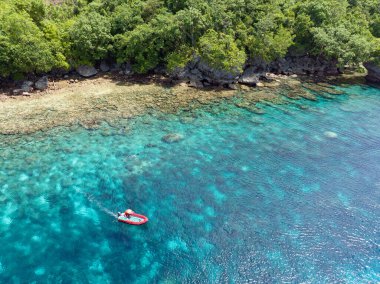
[
  {"left": 100, "top": 61, "right": 110, "bottom": 72},
  {"left": 76, "top": 65, "right": 98, "bottom": 77},
  {"left": 110, "top": 61, "right": 121, "bottom": 72},
  {"left": 364, "top": 61, "right": 380, "bottom": 83},
  {"left": 154, "top": 65, "right": 167, "bottom": 75},
  {"left": 227, "top": 83, "right": 238, "bottom": 90},
  {"left": 175, "top": 56, "right": 239, "bottom": 86},
  {"left": 162, "top": 133, "right": 184, "bottom": 143},
  {"left": 22, "top": 92, "right": 30, "bottom": 96},
  {"left": 189, "top": 68, "right": 203, "bottom": 78},
  {"left": 259, "top": 73, "right": 274, "bottom": 82},
  {"left": 197, "top": 60, "right": 239, "bottom": 85},
  {"left": 21, "top": 81, "right": 33, "bottom": 92},
  {"left": 256, "top": 82, "right": 264, "bottom": 87},
  {"left": 12, "top": 89, "right": 24, "bottom": 95},
  {"left": 169, "top": 66, "right": 188, "bottom": 80},
  {"left": 188, "top": 80, "right": 203, "bottom": 88},
  {"left": 123, "top": 63, "right": 133, "bottom": 75},
  {"left": 324, "top": 131, "right": 338, "bottom": 138},
  {"left": 170, "top": 54, "right": 342, "bottom": 85},
  {"left": 69, "top": 79, "right": 74, "bottom": 83},
  {"left": 238, "top": 67, "right": 260, "bottom": 86},
  {"left": 246, "top": 54, "right": 339, "bottom": 76},
  {"left": 34, "top": 76, "right": 48, "bottom": 90}
]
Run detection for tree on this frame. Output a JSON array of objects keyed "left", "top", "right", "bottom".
[
  {"left": 69, "top": 11, "right": 113, "bottom": 64},
  {"left": 115, "top": 10, "right": 180, "bottom": 73},
  {"left": 111, "top": 3, "right": 144, "bottom": 34},
  {"left": 312, "top": 25, "right": 375, "bottom": 65},
  {"left": 0, "top": 10, "right": 61, "bottom": 77},
  {"left": 0, "top": 0, "right": 380, "bottom": 78},
  {"left": 197, "top": 29, "right": 246, "bottom": 72}
]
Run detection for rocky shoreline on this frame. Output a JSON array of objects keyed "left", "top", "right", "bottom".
[
  {"left": 1, "top": 54, "right": 379, "bottom": 97},
  {"left": 0, "top": 72, "right": 356, "bottom": 136}
]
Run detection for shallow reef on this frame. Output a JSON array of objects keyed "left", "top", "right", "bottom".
[
  {"left": 0, "top": 83, "right": 379, "bottom": 282},
  {"left": 0, "top": 76, "right": 350, "bottom": 135}
]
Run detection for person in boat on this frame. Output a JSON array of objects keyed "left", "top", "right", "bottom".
[{"left": 124, "top": 209, "right": 133, "bottom": 218}]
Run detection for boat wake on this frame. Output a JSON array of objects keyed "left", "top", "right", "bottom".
[{"left": 74, "top": 187, "right": 118, "bottom": 218}]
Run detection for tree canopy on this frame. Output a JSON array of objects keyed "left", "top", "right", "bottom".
[{"left": 0, "top": 0, "right": 379, "bottom": 77}]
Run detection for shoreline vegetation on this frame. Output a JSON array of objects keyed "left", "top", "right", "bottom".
[
  {"left": 0, "top": 72, "right": 363, "bottom": 136},
  {"left": 0, "top": 0, "right": 379, "bottom": 87}
]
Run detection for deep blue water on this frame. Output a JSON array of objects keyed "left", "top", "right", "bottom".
[{"left": 0, "top": 84, "right": 379, "bottom": 283}]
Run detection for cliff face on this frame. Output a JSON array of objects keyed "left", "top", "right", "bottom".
[
  {"left": 174, "top": 55, "right": 340, "bottom": 87},
  {"left": 364, "top": 61, "right": 380, "bottom": 83}
]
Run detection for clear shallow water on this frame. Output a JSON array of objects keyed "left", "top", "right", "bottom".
[{"left": 0, "top": 84, "right": 379, "bottom": 283}]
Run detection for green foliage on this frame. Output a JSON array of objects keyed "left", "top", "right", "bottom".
[
  {"left": 0, "top": 5, "right": 64, "bottom": 77},
  {"left": 175, "top": 7, "right": 207, "bottom": 47},
  {"left": 293, "top": 0, "right": 377, "bottom": 65},
  {"left": 370, "top": 14, "right": 380, "bottom": 37},
  {"left": 0, "top": 35, "right": 11, "bottom": 77},
  {"left": 111, "top": 3, "right": 144, "bottom": 34},
  {"left": 10, "top": 0, "right": 47, "bottom": 25},
  {"left": 116, "top": 11, "right": 180, "bottom": 73},
  {"left": 198, "top": 29, "right": 246, "bottom": 72},
  {"left": 248, "top": 22, "right": 294, "bottom": 62},
  {"left": 166, "top": 46, "right": 193, "bottom": 72},
  {"left": 311, "top": 25, "right": 374, "bottom": 66},
  {"left": 0, "top": 0, "right": 379, "bottom": 77},
  {"left": 69, "top": 11, "right": 113, "bottom": 64}
]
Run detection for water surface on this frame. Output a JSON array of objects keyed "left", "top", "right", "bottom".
[{"left": 0, "top": 84, "right": 379, "bottom": 283}]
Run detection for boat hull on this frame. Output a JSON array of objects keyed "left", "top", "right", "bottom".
[{"left": 118, "top": 212, "right": 148, "bottom": 225}]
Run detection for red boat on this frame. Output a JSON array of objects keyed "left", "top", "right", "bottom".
[{"left": 117, "top": 209, "right": 148, "bottom": 225}]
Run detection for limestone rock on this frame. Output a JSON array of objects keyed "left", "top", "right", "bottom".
[
  {"left": 123, "top": 63, "right": 133, "bottom": 75},
  {"left": 100, "top": 61, "right": 110, "bottom": 72},
  {"left": 153, "top": 65, "right": 167, "bottom": 75},
  {"left": 110, "top": 62, "right": 121, "bottom": 72},
  {"left": 169, "top": 54, "right": 341, "bottom": 85},
  {"left": 238, "top": 67, "right": 260, "bottom": 86},
  {"left": 196, "top": 60, "right": 239, "bottom": 85},
  {"left": 21, "top": 81, "right": 33, "bottom": 92},
  {"left": 34, "top": 76, "right": 48, "bottom": 90},
  {"left": 170, "top": 67, "right": 188, "bottom": 80},
  {"left": 188, "top": 80, "right": 203, "bottom": 88},
  {"left": 162, "top": 133, "right": 184, "bottom": 143},
  {"left": 245, "top": 55, "right": 339, "bottom": 77},
  {"left": 175, "top": 56, "right": 240, "bottom": 86},
  {"left": 12, "top": 89, "right": 24, "bottom": 95},
  {"left": 76, "top": 65, "right": 98, "bottom": 77},
  {"left": 364, "top": 61, "right": 380, "bottom": 83}
]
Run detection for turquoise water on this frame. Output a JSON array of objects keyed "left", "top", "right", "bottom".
[{"left": 0, "top": 84, "right": 379, "bottom": 283}]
